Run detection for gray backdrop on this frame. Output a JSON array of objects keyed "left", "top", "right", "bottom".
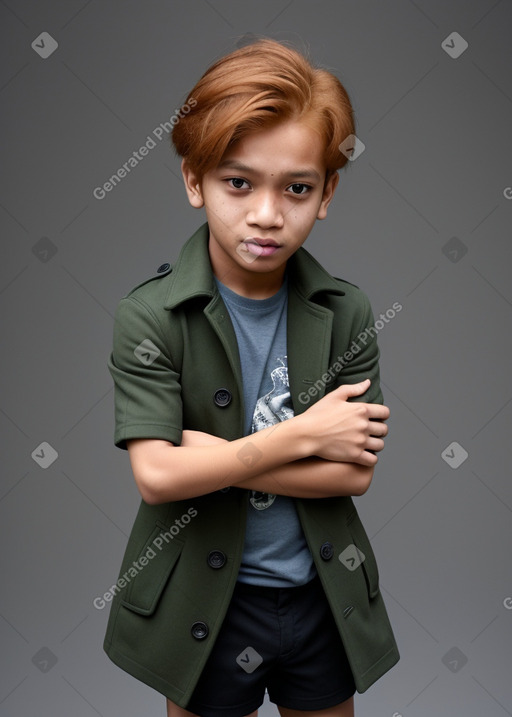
[{"left": 1, "top": 1, "right": 511, "bottom": 715}]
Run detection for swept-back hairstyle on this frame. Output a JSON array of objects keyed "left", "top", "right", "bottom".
[{"left": 171, "top": 38, "right": 355, "bottom": 179}]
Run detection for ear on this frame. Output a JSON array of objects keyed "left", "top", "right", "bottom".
[
  {"left": 181, "top": 159, "right": 204, "bottom": 208},
  {"left": 317, "top": 171, "right": 339, "bottom": 220}
]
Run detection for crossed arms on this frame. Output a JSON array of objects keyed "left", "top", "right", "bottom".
[{"left": 127, "top": 378, "right": 389, "bottom": 504}]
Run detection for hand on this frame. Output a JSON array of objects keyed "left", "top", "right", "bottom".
[{"left": 296, "top": 379, "right": 389, "bottom": 466}]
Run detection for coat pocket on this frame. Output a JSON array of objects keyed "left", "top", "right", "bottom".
[
  {"left": 347, "top": 510, "right": 380, "bottom": 599},
  {"left": 120, "top": 522, "right": 185, "bottom": 616}
]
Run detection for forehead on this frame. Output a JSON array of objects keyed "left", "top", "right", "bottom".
[{"left": 217, "top": 119, "right": 327, "bottom": 178}]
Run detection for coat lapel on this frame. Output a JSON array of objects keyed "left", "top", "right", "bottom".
[
  {"left": 203, "top": 293, "right": 244, "bottom": 400},
  {"left": 287, "top": 283, "right": 333, "bottom": 415},
  {"left": 286, "top": 248, "right": 345, "bottom": 416}
]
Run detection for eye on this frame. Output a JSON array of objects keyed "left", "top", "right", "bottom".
[
  {"left": 287, "top": 183, "right": 311, "bottom": 195},
  {"left": 228, "top": 177, "right": 250, "bottom": 190}
]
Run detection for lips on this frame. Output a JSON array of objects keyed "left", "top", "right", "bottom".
[
  {"left": 250, "top": 237, "right": 279, "bottom": 247},
  {"left": 242, "top": 237, "right": 281, "bottom": 257}
]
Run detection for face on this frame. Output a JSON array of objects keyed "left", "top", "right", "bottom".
[{"left": 181, "top": 119, "right": 339, "bottom": 298}]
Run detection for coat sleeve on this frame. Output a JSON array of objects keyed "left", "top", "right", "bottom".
[{"left": 108, "top": 294, "right": 183, "bottom": 449}]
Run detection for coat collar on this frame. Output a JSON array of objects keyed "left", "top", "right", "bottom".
[{"left": 163, "top": 222, "right": 345, "bottom": 310}]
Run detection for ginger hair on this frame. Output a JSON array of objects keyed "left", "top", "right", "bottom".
[{"left": 171, "top": 38, "right": 355, "bottom": 180}]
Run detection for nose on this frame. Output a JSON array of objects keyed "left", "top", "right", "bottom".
[{"left": 246, "top": 190, "right": 284, "bottom": 230}]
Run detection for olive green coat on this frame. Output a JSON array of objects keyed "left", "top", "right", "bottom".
[{"left": 103, "top": 223, "right": 399, "bottom": 707}]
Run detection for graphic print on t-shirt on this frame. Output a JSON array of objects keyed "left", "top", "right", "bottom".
[{"left": 249, "top": 356, "right": 294, "bottom": 511}]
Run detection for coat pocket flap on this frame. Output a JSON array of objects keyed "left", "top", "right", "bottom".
[
  {"left": 347, "top": 511, "right": 380, "bottom": 599},
  {"left": 121, "top": 526, "right": 184, "bottom": 616}
]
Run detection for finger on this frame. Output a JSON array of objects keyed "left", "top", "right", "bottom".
[
  {"left": 334, "top": 379, "right": 370, "bottom": 400},
  {"left": 367, "top": 404, "right": 390, "bottom": 421},
  {"left": 366, "top": 436, "right": 385, "bottom": 453},
  {"left": 368, "top": 420, "right": 389, "bottom": 437},
  {"left": 353, "top": 450, "right": 378, "bottom": 467}
]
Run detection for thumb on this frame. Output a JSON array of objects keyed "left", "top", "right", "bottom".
[{"left": 334, "top": 378, "right": 370, "bottom": 400}]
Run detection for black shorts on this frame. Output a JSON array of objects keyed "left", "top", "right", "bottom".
[{"left": 186, "top": 575, "right": 356, "bottom": 717}]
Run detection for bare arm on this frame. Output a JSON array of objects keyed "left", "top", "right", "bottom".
[
  {"left": 178, "top": 429, "right": 374, "bottom": 498},
  {"left": 223, "top": 456, "right": 375, "bottom": 499},
  {"left": 127, "top": 379, "right": 388, "bottom": 504}
]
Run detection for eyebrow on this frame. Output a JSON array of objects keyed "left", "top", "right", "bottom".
[{"left": 217, "top": 160, "right": 322, "bottom": 182}]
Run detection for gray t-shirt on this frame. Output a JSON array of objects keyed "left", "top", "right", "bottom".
[{"left": 215, "top": 277, "right": 316, "bottom": 587}]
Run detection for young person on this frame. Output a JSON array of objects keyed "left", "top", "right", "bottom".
[{"left": 104, "top": 38, "right": 399, "bottom": 717}]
